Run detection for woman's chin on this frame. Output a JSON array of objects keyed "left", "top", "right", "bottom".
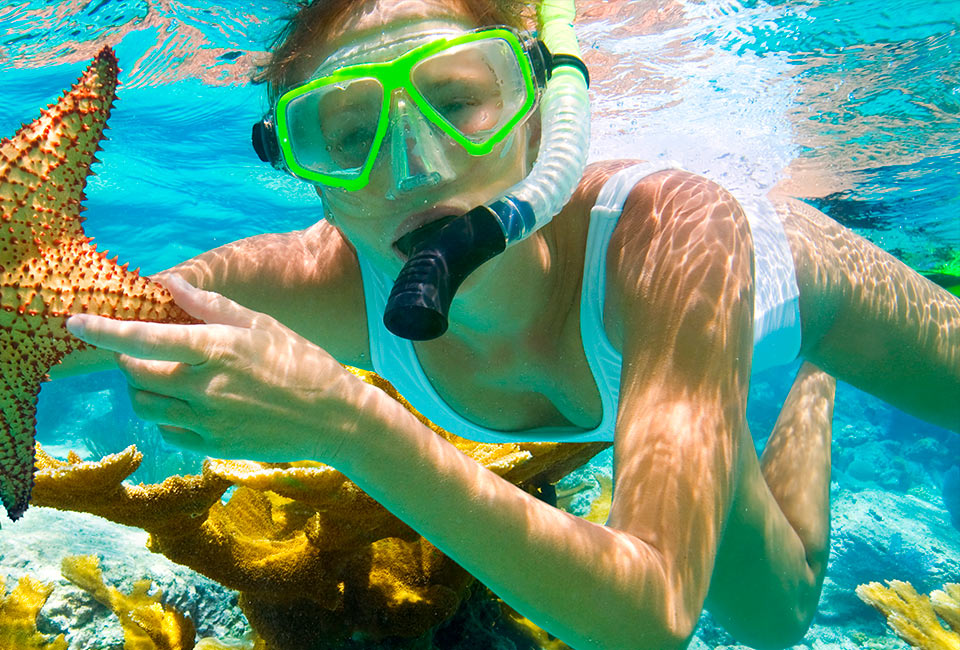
[{"left": 455, "top": 250, "right": 503, "bottom": 298}]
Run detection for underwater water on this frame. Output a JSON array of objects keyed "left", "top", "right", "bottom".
[{"left": 0, "top": 0, "right": 958, "bottom": 648}]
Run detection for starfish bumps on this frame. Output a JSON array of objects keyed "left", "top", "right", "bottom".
[{"left": 0, "top": 48, "right": 199, "bottom": 522}]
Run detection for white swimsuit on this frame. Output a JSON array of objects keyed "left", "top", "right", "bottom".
[{"left": 357, "top": 163, "right": 802, "bottom": 443}]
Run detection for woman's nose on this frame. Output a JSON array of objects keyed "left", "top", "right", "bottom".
[{"left": 385, "top": 93, "right": 455, "bottom": 199}]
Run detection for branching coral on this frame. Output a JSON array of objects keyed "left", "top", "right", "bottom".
[
  {"left": 856, "top": 580, "right": 960, "bottom": 650},
  {"left": 498, "top": 601, "right": 574, "bottom": 650},
  {"left": 31, "top": 368, "right": 609, "bottom": 648},
  {"left": 0, "top": 555, "right": 250, "bottom": 650},
  {"left": 194, "top": 638, "right": 263, "bottom": 650},
  {"left": 0, "top": 575, "right": 67, "bottom": 650},
  {"left": 61, "top": 554, "right": 196, "bottom": 650},
  {"left": 32, "top": 445, "right": 231, "bottom": 534},
  {"left": 932, "top": 585, "right": 960, "bottom": 639}
]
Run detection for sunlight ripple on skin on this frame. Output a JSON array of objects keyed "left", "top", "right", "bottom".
[{"left": 776, "top": 196, "right": 960, "bottom": 430}]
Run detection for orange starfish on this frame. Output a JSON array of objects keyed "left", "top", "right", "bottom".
[{"left": 0, "top": 47, "right": 199, "bottom": 523}]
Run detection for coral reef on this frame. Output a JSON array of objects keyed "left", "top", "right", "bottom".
[
  {"left": 856, "top": 580, "right": 960, "bottom": 650},
  {"left": 428, "top": 582, "right": 575, "bottom": 650},
  {"left": 61, "top": 554, "right": 195, "bottom": 650},
  {"left": 30, "top": 367, "right": 608, "bottom": 648},
  {"left": 0, "top": 575, "right": 67, "bottom": 649},
  {"left": 0, "top": 47, "right": 199, "bottom": 521},
  {"left": 0, "top": 553, "right": 254, "bottom": 650},
  {"left": 497, "top": 601, "right": 574, "bottom": 650},
  {"left": 194, "top": 639, "right": 262, "bottom": 650}
]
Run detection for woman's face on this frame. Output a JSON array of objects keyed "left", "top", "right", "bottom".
[{"left": 297, "top": 0, "right": 536, "bottom": 277}]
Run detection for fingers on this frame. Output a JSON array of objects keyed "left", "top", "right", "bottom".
[
  {"left": 157, "top": 425, "right": 208, "bottom": 454},
  {"left": 122, "top": 365, "right": 214, "bottom": 456},
  {"left": 117, "top": 355, "right": 194, "bottom": 400},
  {"left": 127, "top": 385, "right": 197, "bottom": 429},
  {"left": 67, "top": 315, "right": 211, "bottom": 364},
  {"left": 156, "top": 275, "right": 259, "bottom": 328}
]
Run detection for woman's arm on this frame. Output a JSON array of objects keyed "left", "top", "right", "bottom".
[
  {"left": 600, "top": 171, "right": 830, "bottom": 648},
  {"left": 341, "top": 395, "right": 687, "bottom": 649}
]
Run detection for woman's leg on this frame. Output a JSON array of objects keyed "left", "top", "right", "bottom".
[
  {"left": 707, "top": 362, "right": 835, "bottom": 648},
  {"left": 777, "top": 196, "right": 960, "bottom": 432}
]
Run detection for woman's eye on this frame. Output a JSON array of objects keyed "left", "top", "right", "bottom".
[
  {"left": 319, "top": 121, "right": 375, "bottom": 166},
  {"left": 329, "top": 127, "right": 374, "bottom": 160},
  {"left": 339, "top": 128, "right": 373, "bottom": 148},
  {"left": 439, "top": 95, "right": 503, "bottom": 133},
  {"left": 439, "top": 97, "right": 479, "bottom": 115}
]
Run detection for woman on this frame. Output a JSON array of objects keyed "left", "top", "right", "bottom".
[{"left": 60, "top": 0, "right": 960, "bottom": 648}]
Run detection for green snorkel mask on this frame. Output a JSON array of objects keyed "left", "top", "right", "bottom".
[{"left": 253, "top": 26, "right": 552, "bottom": 192}]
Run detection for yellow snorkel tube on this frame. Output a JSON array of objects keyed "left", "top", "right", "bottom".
[{"left": 384, "top": 0, "right": 591, "bottom": 340}]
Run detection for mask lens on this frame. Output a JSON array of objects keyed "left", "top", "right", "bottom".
[
  {"left": 412, "top": 37, "right": 530, "bottom": 145},
  {"left": 284, "top": 77, "right": 384, "bottom": 178}
]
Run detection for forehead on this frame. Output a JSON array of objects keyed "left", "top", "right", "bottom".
[
  {"left": 291, "top": 0, "right": 476, "bottom": 78},
  {"left": 329, "top": 0, "right": 474, "bottom": 38}
]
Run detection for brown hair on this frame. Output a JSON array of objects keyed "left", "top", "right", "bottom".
[{"left": 254, "top": 0, "right": 532, "bottom": 96}]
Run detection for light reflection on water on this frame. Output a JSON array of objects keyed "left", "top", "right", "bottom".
[{"left": 0, "top": 0, "right": 956, "bottom": 272}]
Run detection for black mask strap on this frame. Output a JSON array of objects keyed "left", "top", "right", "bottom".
[{"left": 252, "top": 118, "right": 281, "bottom": 165}]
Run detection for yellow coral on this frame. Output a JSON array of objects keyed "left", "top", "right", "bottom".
[
  {"left": 557, "top": 471, "right": 613, "bottom": 524},
  {"left": 0, "top": 576, "right": 67, "bottom": 650},
  {"left": 61, "top": 555, "right": 196, "bottom": 650},
  {"left": 500, "top": 602, "right": 574, "bottom": 650},
  {"left": 856, "top": 580, "right": 960, "bottom": 650},
  {"left": 31, "top": 368, "right": 610, "bottom": 646},
  {"left": 0, "top": 558, "right": 243, "bottom": 650},
  {"left": 933, "top": 584, "right": 960, "bottom": 632}
]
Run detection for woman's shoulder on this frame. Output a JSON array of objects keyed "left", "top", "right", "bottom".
[
  {"left": 576, "top": 160, "right": 733, "bottom": 215},
  {"left": 582, "top": 160, "right": 753, "bottom": 348},
  {"left": 563, "top": 159, "right": 747, "bottom": 286},
  {"left": 576, "top": 159, "right": 741, "bottom": 252}
]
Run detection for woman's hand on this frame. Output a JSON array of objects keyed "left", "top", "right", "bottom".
[{"left": 65, "top": 276, "right": 378, "bottom": 464}]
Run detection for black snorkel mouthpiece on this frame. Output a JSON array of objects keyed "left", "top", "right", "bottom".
[{"left": 384, "top": 206, "right": 507, "bottom": 340}]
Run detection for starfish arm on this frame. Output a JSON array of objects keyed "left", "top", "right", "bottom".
[{"left": 0, "top": 48, "right": 199, "bottom": 522}]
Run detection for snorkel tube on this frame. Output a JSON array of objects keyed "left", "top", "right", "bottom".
[{"left": 383, "top": 0, "right": 590, "bottom": 340}]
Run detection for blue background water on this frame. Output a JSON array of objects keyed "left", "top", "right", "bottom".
[
  {"left": 1, "top": 0, "right": 958, "bottom": 648},
  {"left": 2, "top": 0, "right": 958, "bottom": 273}
]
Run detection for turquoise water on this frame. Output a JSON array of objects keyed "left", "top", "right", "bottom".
[
  {"left": 1, "top": 0, "right": 959, "bottom": 648},
  {"left": 2, "top": 0, "right": 957, "bottom": 272}
]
